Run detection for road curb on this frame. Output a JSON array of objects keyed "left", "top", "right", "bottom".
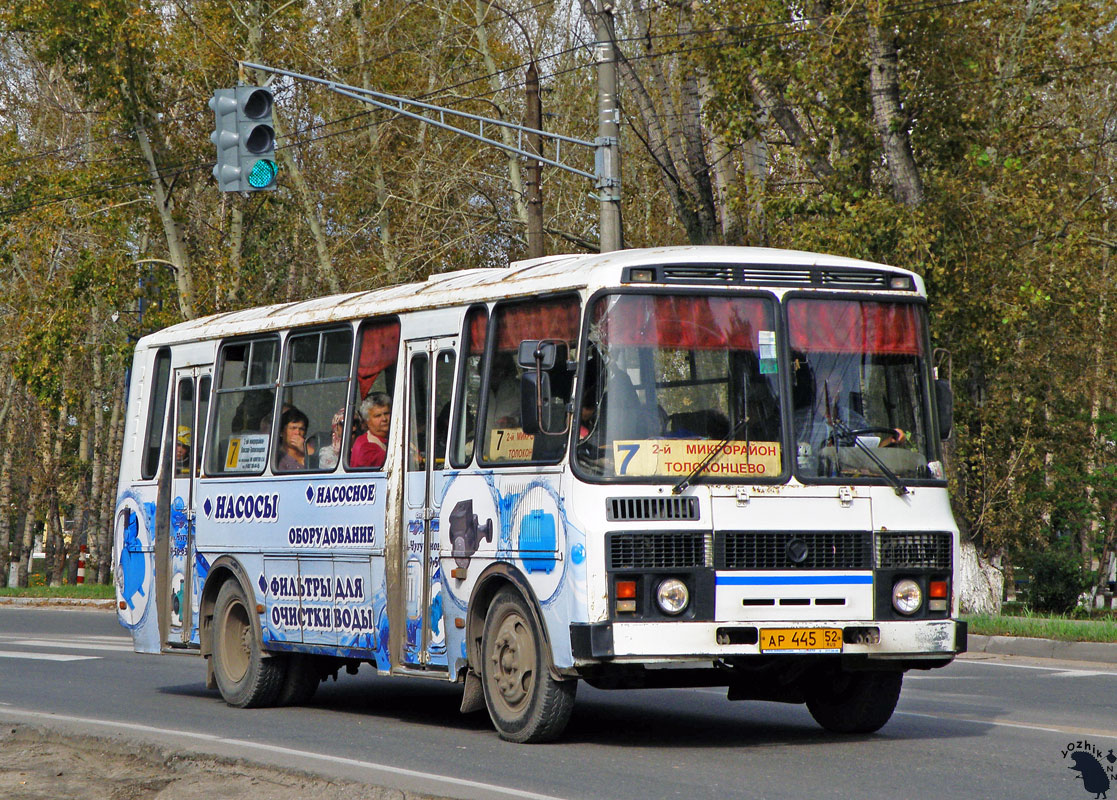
[
  {"left": 967, "top": 633, "right": 1117, "bottom": 664},
  {"left": 0, "top": 597, "right": 115, "bottom": 609}
]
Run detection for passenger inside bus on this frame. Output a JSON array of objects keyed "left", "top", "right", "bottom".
[
  {"left": 487, "top": 355, "right": 521, "bottom": 427},
  {"left": 276, "top": 406, "right": 312, "bottom": 471},
  {"left": 351, "top": 392, "right": 391, "bottom": 469},
  {"left": 316, "top": 407, "right": 346, "bottom": 470},
  {"left": 175, "top": 427, "right": 191, "bottom": 476}
]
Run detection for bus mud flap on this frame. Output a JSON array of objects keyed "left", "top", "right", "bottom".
[{"left": 460, "top": 669, "right": 485, "bottom": 713}]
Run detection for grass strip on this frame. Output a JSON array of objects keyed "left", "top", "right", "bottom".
[
  {"left": 964, "top": 613, "right": 1117, "bottom": 643},
  {"left": 0, "top": 584, "right": 114, "bottom": 600}
]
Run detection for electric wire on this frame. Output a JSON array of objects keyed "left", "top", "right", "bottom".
[{"left": 1, "top": 0, "right": 1113, "bottom": 218}]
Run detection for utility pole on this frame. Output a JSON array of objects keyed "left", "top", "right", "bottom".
[
  {"left": 525, "top": 62, "right": 545, "bottom": 259},
  {"left": 594, "top": 1, "right": 623, "bottom": 252},
  {"left": 240, "top": 57, "right": 622, "bottom": 253}
]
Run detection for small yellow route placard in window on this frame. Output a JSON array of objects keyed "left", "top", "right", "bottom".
[
  {"left": 487, "top": 428, "right": 535, "bottom": 461},
  {"left": 225, "top": 433, "right": 269, "bottom": 472}
]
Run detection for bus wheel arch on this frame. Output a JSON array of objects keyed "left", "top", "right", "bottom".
[
  {"left": 199, "top": 558, "right": 284, "bottom": 708},
  {"left": 466, "top": 565, "right": 577, "bottom": 742},
  {"left": 210, "top": 577, "right": 285, "bottom": 708},
  {"left": 465, "top": 566, "right": 557, "bottom": 677},
  {"left": 198, "top": 558, "right": 256, "bottom": 659}
]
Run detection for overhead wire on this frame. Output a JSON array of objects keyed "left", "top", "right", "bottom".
[{"left": 1, "top": 0, "right": 1112, "bottom": 218}]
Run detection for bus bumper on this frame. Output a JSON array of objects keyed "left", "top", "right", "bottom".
[{"left": 571, "top": 618, "right": 967, "bottom": 662}]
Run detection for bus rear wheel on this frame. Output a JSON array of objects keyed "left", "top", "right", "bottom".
[
  {"left": 276, "top": 653, "right": 321, "bottom": 706},
  {"left": 480, "top": 588, "right": 576, "bottom": 743},
  {"left": 805, "top": 669, "right": 903, "bottom": 734},
  {"left": 212, "top": 579, "right": 284, "bottom": 708}
]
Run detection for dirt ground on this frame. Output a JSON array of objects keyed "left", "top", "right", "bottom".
[{"left": 0, "top": 724, "right": 447, "bottom": 800}]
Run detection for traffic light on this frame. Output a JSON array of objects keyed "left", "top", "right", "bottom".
[{"left": 209, "top": 86, "right": 277, "bottom": 192}]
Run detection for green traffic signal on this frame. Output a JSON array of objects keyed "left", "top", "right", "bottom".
[
  {"left": 209, "top": 86, "right": 278, "bottom": 192},
  {"left": 248, "top": 159, "right": 277, "bottom": 189}
]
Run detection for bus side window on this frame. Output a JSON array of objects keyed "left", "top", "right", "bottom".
[
  {"left": 196, "top": 376, "right": 210, "bottom": 476},
  {"left": 450, "top": 306, "right": 487, "bottom": 468},
  {"left": 140, "top": 348, "right": 172, "bottom": 480},
  {"left": 481, "top": 295, "right": 579, "bottom": 465},
  {"left": 348, "top": 318, "right": 401, "bottom": 470},
  {"left": 276, "top": 327, "right": 352, "bottom": 473},
  {"left": 206, "top": 338, "right": 278, "bottom": 476}
]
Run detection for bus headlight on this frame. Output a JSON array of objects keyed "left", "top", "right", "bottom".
[
  {"left": 656, "top": 578, "right": 689, "bottom": 615},
  {"left": 891, "top": 579, "right": 923, "bottom": 615}
]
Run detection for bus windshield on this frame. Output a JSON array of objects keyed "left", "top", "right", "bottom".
[
  {"left": 787, "top": 297, "right": 938, "bottom": 482},
  {"left": 576, "top": 293, "right": 783, "bottom": 480}
]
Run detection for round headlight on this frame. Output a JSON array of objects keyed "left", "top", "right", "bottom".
[
  {"left": 656, "top": 578, "right": 690, "bottom": 615},
  {"left": 892, "top": 578, "right": 923, "bottom": 615}
]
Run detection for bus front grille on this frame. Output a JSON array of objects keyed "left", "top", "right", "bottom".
[
  {"left": 716, "top": 531, "right": 872, "bottom": 570},
  {"left": 607, "top": 532, "right": 710, "bottom": 570},
  {"left": 875, "top": 532, "right": 952, "bottom": 569},
  {"left": 607, "top": 496, "right": 699, "bottom": 521}
]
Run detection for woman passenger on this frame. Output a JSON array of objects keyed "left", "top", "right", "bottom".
[
  {"left": 351, "top": 392, "right": 391, "bottom": 468},
  {"left": 276, "top": 407, "right": 311, "bottom": 471}
]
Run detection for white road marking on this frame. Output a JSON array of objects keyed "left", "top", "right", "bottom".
[
  {"left": 0, "top": 708, "right": 570, "bottom": 800},
  {"left": 0, "top": 651, "right": 99, "bottom": 662},
  {"left": 7, "top": 639, "right": 134, "bottom": 652},
  {"left": 896, "top": 710, "right": 1117, "bottom": 740},
  {"left": 956, "top": 658, "right": 1117, "bottom": 677}
]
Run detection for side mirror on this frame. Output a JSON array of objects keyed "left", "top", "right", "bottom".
[
  {"left": 521, "top": 371, "right": 553, "bottom": 435},
  {"left": 517, "top": 339, "right": 570, "bottom": 437},
  {"left": 935, "top": 379, "right": 953, "bottom": 440},
  {"left": 517, "top": 340, "right": 566, "bottom": 371}
]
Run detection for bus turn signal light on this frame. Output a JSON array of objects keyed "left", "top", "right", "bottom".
[
  {"left": 929, "top": 580, "right": 948, "bottom": 599},
  {"left": 616, "top": 580, "right": 637, "bottom": 599}
]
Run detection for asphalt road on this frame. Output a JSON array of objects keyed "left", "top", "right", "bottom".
[{"left": 1, "top": 606, "right": 1115, "bottom": 800}]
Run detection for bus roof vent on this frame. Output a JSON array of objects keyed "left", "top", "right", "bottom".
[
  {"left": 637, "top": 264, "right": 905, "bottom": 289},
  {"left": 817, "top": 269, "right": 889, "bottom": 288},
  {"left": 607, "top": 496, "right": 699, "bottom": 522}
]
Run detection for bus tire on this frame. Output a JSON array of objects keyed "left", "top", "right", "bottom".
[
  {"left": 480, "top": 588, "right": 576, "bottom": 743},
  {"left": 276, "top": 654, "right": 320, "bottom": 706},
  {"left": 212, "top": 579, "right": 284, "bottom": 708},
  {"left": 805, "top": 669, "right": 903, "bottom": 734}
]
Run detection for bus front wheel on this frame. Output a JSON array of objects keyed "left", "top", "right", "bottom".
[
  {"left": 805, "top": 669, "right": 903, "bottom": 734},
  {"left": 480, "top": 588, "right": 576, "bottom": 743},
  {"left": 212, "top": 579, "right": 284, "bottom": 708}
]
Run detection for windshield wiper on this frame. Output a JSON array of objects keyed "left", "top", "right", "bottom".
[
  {"left": 672, "top": 414, "right": 749, "bottom": 495},
  {"left": 828, "top": 414, "right": 910, "bottom": 497}
]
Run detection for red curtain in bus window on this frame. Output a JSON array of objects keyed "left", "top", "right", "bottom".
[
  {"left": 494, "top": 296, "right": 580, "bottom": 351},
  {"left": 787, "top": 299, "right": 923, "bottom": 355},
  {"left": 357, "top": 319, "right": 401, "bottom": 397},
  {"left": 466, "top": 307, "right": 488, "bottom": 355},
  {"left": 596, "top": 295, "right": 770, "bottom": 350}
]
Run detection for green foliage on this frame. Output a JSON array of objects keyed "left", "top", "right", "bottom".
[{"left": 1020, "top": 547, "right": 1092, "bottom": 615}]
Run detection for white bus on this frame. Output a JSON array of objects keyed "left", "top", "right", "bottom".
[{"left": 113, "top": 246, "right": 966, "bottom": 742}]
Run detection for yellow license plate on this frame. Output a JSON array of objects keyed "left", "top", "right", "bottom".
[{"left": 759, "top": 628, "right": 843, "bottom": 652}]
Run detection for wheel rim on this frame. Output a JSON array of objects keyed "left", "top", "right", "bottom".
[
  {"left": 487, "top": 608, "right": 535, "bottom": 715},
  {"left": 219, "top": 598, "right": 252, "bottom": 684}
]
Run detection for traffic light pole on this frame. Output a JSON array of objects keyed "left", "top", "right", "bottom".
[
  {"left": 240, "top": 48, "right": 624, "bottom": 252},
  {"left": 593, "top": 1, "right": 622, "bottom": 252}
]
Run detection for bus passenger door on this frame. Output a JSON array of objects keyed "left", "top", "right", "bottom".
[
  {"left": 166, "top": 367, "right": 210, "bottom": 647},
  {"left": 402, "top": 338, "right": 457, "bottom": 669}
]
